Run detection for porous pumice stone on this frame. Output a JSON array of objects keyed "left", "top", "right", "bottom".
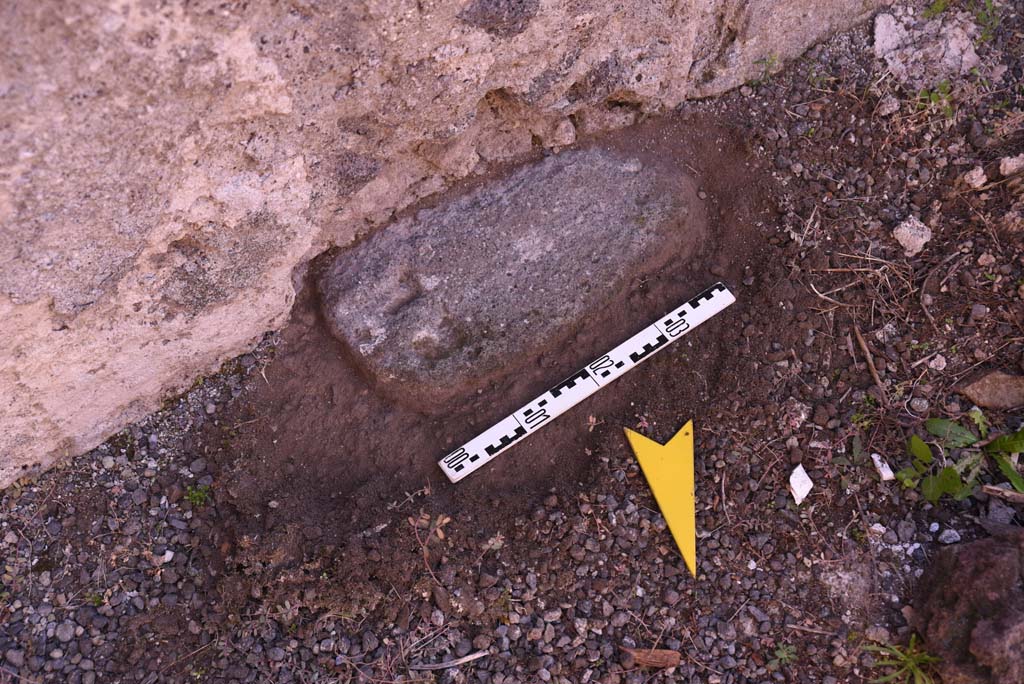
[{"left": 318, "top": 144, "right": 708, "bottom": 404}]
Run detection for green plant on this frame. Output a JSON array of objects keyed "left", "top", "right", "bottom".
[
  {"left": 806, "top": 65, "right": 835, "bottom": 90},
  {"left": 917, "top": 80, "right": 955, "bottom": 119},
  {"left": 85, "top": 592, "right": 104, "bottom": 607},
  {"left": 865, "top": 634, "right": 940, "bottom": 684},
  {"left": 973, "top": 0, "right": 1001, "bottom": 43},
  {"left": 852, "top": 395, "right": 879, "bottom": 431},
  {"left": 896, "top": 417, "right": 1024, "bottom": 502},
  {"left": 923, "top": 0, "right": 948, "bottom": 19},
  {"left": 768, "top": 643, "right": 797, "bottom": 669},
  {"left": 968, "top": 408, "right": 990, "bottom": 438},
  {"left": 750, "top": 54, "right": 779, "bottom": 86},
  {"left": 185, "top": 484, "right": 211, "bottom": 507},
  {"left": 852, "top": 412, "right": 873, "bottom": 430}
]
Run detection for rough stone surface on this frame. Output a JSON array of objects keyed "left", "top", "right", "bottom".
[
  {"left": 873, "top": 7, "right": 981, "bottom": 88},
  {"left": 912, "top": 527, "right": 1024, "bottom": 684},
  {"left": 961, "top": 371, "right": 1024, "bottom": 410},
  {"left": 1001, "top": 153, "right": 1024, "bottom": 178},
  {"left": 892, "top": 215, "right": 932, "bottom": 256},
  {"left": 318, "top": 145, "right": 704, "bottom": 400},
  {"left": 0, "top": 0, "right": 887, "bottom": 486}
]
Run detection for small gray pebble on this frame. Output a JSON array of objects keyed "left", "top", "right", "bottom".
[
  {"left": 897, "top": 520, "right": 916, "bottom": 543},
  {"left": 55, "top": 622, "right": 75, "bottom": 643},
  {"left": 542, "top": 608, "right": 562, "bottom": 623},
  {"left": 938, "top": 529, "right": 961, "bottom": 544}
]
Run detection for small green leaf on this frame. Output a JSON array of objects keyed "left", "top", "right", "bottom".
[
  {"left": 908, "top": 435, "right": 933, "bottom": 463},
  {"left": 895, "top": 467, "right": 920, "bottom": 488},
  {"left": 992, "top": 454, "right": 1024, "bottom": 494},
  {"left": 852, "top": 434, "right": 864, "bottom": 463},
  {"left": 969, "top": 409, "right": 990, "bottom": 438},
  {"left": 987, "top": 427, "right": 1024, "bottom": 455},
  {"left": 938, "top": 465, "right": 961, "bottom": 491},
  {"left": 952, "top": 483, "right": 975, "bottom": 501},
  {"left": 921, "top": 467, "right": 961, "bottom": 502},
  {"left": 924, "top": 419, "right": 978, "bottom": 448}
]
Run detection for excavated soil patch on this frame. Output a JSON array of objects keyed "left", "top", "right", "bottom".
[{"left": 204, "top": 114, "right": 776, "bottom": 597}]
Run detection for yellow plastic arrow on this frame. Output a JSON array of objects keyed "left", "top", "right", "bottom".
[{"left": 624, "top": 420, "right": 697, "bottom": 577}]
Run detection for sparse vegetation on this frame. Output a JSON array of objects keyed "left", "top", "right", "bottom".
[
  {"left": 750, "top": 54, "right": 780, "bottom": 86},
  {"left": 917, "top": 80, "right": 955, "bottom": 119},
  {"left": 865, "top": 634, "right": 940, "bottom": 684},
  {"left": 896, "top": 415, "right": 1024, "bottom": 502},
  {"left": 973, "top": 0, "right": 1001, "bottom": 43},
  {"left": 185, "top": 484, "right": 212, "bottom": 507},
  {"left": 768, "top": 643, "right": 797, "bottom": 669},
  {"left": 923, "top": 0, "right": 949, "bottom": 20}
]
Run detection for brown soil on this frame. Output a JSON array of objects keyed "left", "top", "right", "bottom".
[{"left": 203, "top": 114, "right": 777, "bottom": 608}]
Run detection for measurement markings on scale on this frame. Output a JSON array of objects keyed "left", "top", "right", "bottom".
[{"left": 438, "top": 282, "right": 736, "bottom": 483}]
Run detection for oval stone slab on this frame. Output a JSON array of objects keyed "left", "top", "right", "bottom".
[{"left": 318, "top": 141, "right": 708, "bottom": 404}]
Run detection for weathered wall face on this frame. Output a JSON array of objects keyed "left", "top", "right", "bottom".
[{"left": 0, "top": 0, "right": 887, "bottom": 487}]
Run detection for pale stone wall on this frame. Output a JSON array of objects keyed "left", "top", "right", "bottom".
[{"left": 0, "top": 0, "right": 887, "bottom": 486}]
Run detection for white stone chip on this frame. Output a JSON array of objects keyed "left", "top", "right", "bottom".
[
  {"left": 789, "top": 464, "right": 814, "bottom": 505},
  {"left": 871, "top": 453, "right": 895, "bottom": 481}
]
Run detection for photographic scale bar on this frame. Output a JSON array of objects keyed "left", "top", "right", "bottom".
[{"left": 438, "top": 282, "right": 736, "bottom": 483}]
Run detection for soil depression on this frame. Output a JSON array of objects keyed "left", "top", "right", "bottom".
[{"left": 203, "top": 114, "right": 777, "bottom": 602}]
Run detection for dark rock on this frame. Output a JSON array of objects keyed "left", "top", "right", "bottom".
[
  {"left": 912, "top": 528, "right": 1024, "bottom": 684},
  {"left": 318, "top": 143, "right": 706, "bottom": 404}
]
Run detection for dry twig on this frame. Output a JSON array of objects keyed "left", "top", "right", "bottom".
[
  {"left": 981, "top": 485, "right": 1024, "bottom": 506},
  {"left": 852, "top": 325, "right": 890, "bottom": 407}
]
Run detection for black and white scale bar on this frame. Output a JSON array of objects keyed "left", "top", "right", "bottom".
[{"left": 438, "top": 282, "right": 736, "bottom": 483}]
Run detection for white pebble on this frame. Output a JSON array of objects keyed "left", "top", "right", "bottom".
[
  {"left": 871, "top": 453, "right": 895, "bottom": 481},
  {"left": 789, "top": 464, "right": 814, "bottom": 505}
]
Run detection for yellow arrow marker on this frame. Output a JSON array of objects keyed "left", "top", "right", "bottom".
[{"left": 624, "top": 420, "right": 697, "bottom": 577}]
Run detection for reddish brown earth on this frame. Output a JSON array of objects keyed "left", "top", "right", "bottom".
[{"left": 204, "top": 115, "right": 777, "bottom": 607}]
